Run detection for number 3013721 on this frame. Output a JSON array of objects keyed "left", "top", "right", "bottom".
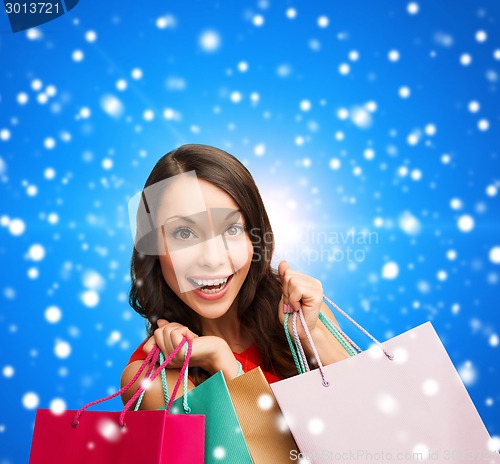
[{"left": 5, "top": 2, "right": 60, "bottom": 14}]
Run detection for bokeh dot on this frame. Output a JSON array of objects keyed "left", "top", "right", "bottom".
[{"left": 22, "top": 392, "right": 40, "bottom": 410}]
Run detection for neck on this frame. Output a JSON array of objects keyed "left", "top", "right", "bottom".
[{"left": 200, "top": 304, "right": 252, "bottom": 353}]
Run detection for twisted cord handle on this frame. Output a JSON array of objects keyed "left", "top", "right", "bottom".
[
  {"left": 135, "top": 350, "right": 171, "bottom": 411},
  {"left": 71, "top": 338, "right": 191, "bottom": 428},
  {"left": 136, "top": 344, "right": 192, "bottom": 414},
  {"left": 181, "top": 347, "right": 191, "bottom": 414},
  {"left": 293, "top": 309, "right": 330, "bottom": 387},
  {"left": 333, "top": 324, "right": 363, "bottom": 353},
  {"left": 72, "top": 345, "right": 161, "bottom": 428},
  {"left": 284, "top": 312, "right": 305, "bottom": 374},
  {"left": 120, "top": 337, "right": 192, "bottom": 426},
  {"left": 291, "top": 310, "right": 310, "bottom": 373},
  {"left": 319, "top": 312, "right": 359, "bottom": 356},
  {"left": 323, "top": 295, "right": 393, "bottom": 360}
]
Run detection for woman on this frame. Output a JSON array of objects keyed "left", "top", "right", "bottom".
[{"left": 121, "top": 144, "right": 351, "bottom": 410}]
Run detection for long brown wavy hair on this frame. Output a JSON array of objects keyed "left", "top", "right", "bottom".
[{"left": 129, "top": 144, "right": 297, "bottom": 384}]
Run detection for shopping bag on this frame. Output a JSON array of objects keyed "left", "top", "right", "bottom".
[
  {"left": 29, "top": 337, "right": 205, "bottom": 464},
  {"left": 227, "top": 366, "right": 298, "bottom": 463},
  {"left": 167, "top": 370, "right": 253, "bottom": 463},
  {"left": 271, "top": 299, "right": 500, "bottom": 464}
]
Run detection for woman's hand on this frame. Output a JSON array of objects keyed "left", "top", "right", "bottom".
[
  {"left": 142, "top": 319, "right": 236, "bottom": 376},
  {"left": 278, "top": 260, "right": 324, "bottom": 340}
]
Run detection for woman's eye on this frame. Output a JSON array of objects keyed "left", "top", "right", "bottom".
[
  {"left": 225, "top": 224, "right": 245, "bottom": 237},
  {"left": 173, "top": 227, "right": 196, "bottom": 240}
]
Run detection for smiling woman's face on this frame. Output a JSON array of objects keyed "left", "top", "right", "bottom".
[{"left": 157, "top": 175, "right": 253, "bottom": 320}]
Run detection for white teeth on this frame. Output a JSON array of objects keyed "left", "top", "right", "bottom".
[
  {"left": 191, "top": 277, "right": 228, "bottom": 287},
  {"left": 188, "top": 275, "right": 231, "bottom": 294},
  {"left": 200, "top": 287, "right": 225, "bottom": 294}
]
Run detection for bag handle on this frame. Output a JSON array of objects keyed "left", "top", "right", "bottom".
[
  {"left": 291, "top": 309, "right": 310, "bottom": 373},
  {"left": 135, "top": 346, "right": 192, "bottom": 414},
  {"left": 283, "top": 296, "right": 394, "bottom": 387},
  {"left": 287, "top": 307, "right": 331, "bottom": 387},
  {"left": 322, "top": 295, "right": 394, "bottom": 360},
  {"left": 285, "top": 313, "right": 307, "bottom": 373},
  {"left": 284, "top": 312, "right": 307, "bottom": 374},
  {"left": 120, "top": 338, "right": 192, "bottom": 425},
  {"left": 71, "top": 337, "right": 191, "bottom": 428},
  {"left": 284, "top": 307, "right": 359, "bottom": 375},
  {"left": 318, "top": 312, "right": 358, "bottom": 356},
  {"left": 135, "top": 350, "right": 169, "bottom": 411},
  {"left": 72, "top": 341, "right": 162, "bottom": 427}
]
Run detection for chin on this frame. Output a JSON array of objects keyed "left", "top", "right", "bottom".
[{"left": 184, "top": 292, "right": 239, "bottom": 320}]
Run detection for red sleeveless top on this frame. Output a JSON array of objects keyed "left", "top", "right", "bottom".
[{"left": 127, "top": 340, "right": 281, "bottom": 384}]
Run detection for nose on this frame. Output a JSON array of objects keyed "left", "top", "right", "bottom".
[{"left": 197, "top": 235, "right": 228, "bottom": 269}]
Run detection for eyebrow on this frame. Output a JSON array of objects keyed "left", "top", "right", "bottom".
[
  {"left": 165, "top": 215, "right": 196, "bottom": 224},
  {"left": 223, "top": 209, "right": 241, "bottom": 220},
  {"left": 165, "top": 209, "right": 241, "bottom": 223}
]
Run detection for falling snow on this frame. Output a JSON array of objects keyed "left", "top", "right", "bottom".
[
  {"left": 458, "top": 361, "right": 477, "bottom": 386},
  {"left": 382, "top": 262, "right": 399, "bottom": 280},
  {"left": 1, "top": 3, "right": 499, "bottom": 462},
  {"left": 199, "top": 30, "right": 221, "bottom": 52}
]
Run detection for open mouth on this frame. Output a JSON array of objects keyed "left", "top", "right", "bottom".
[{"left": 188, "top": 275, "right": 233, "bottom": 294}]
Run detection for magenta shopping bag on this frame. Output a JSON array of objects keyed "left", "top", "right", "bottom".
[
  {"left": 29, "top": 337, "right": 204, "bottom": 464},
  {"left": 271, "top": 299, "right": 500, "bottom": 464}
]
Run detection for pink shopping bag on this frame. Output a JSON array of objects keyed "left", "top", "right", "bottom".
[
  {"left": 29, "top": 337, "right": 205, "bottom": 464},
  {"left": 271, "top": 299, "right": 500, "bottom": 464}
]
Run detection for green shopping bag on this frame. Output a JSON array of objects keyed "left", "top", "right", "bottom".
[
  {"left": 139, "top": 349, "right": 252, "bottom": 464},
  {"left": 168, "top": 370, "right": 252, "bottom": 463}
]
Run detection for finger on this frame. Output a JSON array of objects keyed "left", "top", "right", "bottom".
[
  {"left": 169, "top": 326, "right": 197, "bottom": 348},
  {"left": 157, "top": 319, "right": 169, "bottom": 327},
  {"left": 142, "top": 336, "right": 155, "bottom": 355},
  {"left": 286, "top": 275, "right": 312, "bottom": 311},
  {"left": 281, "top": 281, "right": 289, "bottom": 307},
  {"left": 154, "top": 325, "right": 174, "bottom": 354},
  {"left": 278, "top": 261, "right": 292, "bottom": 305},
  {"left": 156, "top": 321, "right": 181, "bottom": 341},
  {"left": 278, "top": 260, "right": 291, "bottom": 283},
  {"left": 282, "top": 302, "right": 293, "bottom": 314},
  {"left": 289, "top": 280, "right": 323, "bottom": 312},
  {"left": 279, "top": 295, "right": 288, "bottom": 314},
  {"left": 287, "top": 278, "right": 304, "bottom": 311}
]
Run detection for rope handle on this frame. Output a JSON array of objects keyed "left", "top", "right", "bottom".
[
  {"left": 181, "top": 347, "right": 191, "bottom": 414},
  {"left": 72, "top": 342, "right": 161, "bottom": 428},
  {"left": 138, "top": 343, "right": 245, "bottom": 414},
  {"left": 71, "top": 337, "right": 191, "bottom": 428},
  {"left": 120, "top": 338, "right": 192, "bottom": 425},
  {"left": 138, "top": 344, "right": 194, "bottom": 414},
  {"left": 322, "top": 295, "right": 394, "bottom": 360},
  {"left": 283, "top": 295, "right": 394, "bottom": 387},
  {"left": 284, "top": 310, "right": 358, "bottom": 374},
  {"left": 135, "top": 351, "right": 171, "bottom": 411},
  {"left": 283, "top": 312, "right": 306, "bottom": 374},
  {"left": 292, "top": 309, "right": 310, "bottom": 373},
  {"left": 318, "top": 312, "right": 359, "bottom": 356},
  {"left": 292, "top": 308, "right": 330, "bottom": 387}
]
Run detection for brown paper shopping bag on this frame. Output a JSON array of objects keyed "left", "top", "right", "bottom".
[{"left": 227, "top": 367, "right": 298, "bottom": 463}]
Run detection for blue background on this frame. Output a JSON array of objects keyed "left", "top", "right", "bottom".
[{"left": 0, "top": 0, "right": 499, "bottom": 462}]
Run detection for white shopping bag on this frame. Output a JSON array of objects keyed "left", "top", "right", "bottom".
[{"left": 271, "top": 302, "right": 500, "bottom": 464}]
